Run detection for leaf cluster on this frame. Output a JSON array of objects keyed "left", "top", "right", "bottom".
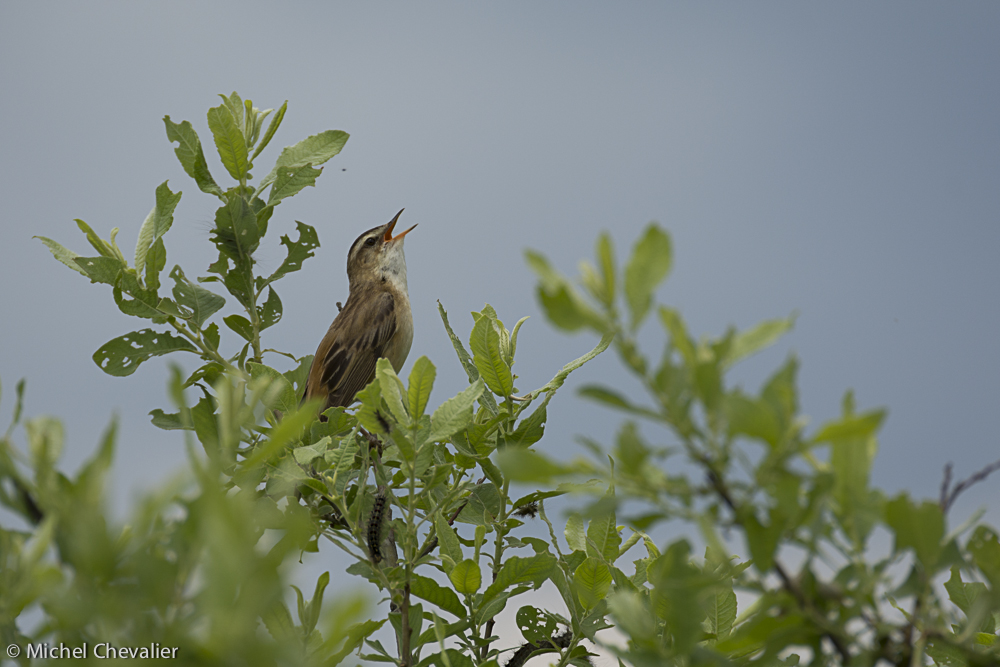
[{"left": 512, "top": 224, "right": 1000, "bottom": 666}]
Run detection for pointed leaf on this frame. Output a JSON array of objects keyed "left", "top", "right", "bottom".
[
  {"left": 35, "top": 236, "right": 87, "bottom": 276},
  {"left": 437, "top": 301, "right": 499, "bottom": 416},
  {"left": 135, "top": 181, "right": 182, "bottom": 275},
  {"left": 412, "top": 575, "right": 465, "bottom": 619},
  {"left": 251, "top": 100, "right": 287, "bottom": 161},
  {"left": 170, "top": 266, "right": 225, "bottom": 329},
  {"left": 207, "top": 104, "right": 249, "bottom": 181},
  {"left": 470, "top": 314, "right": 513, "bottom": 397},
  {"left": 449, "top": 559, "right": 482, "bottom": 595},
  {"left": 163, "top": 116, "right": 223, "bottom": 197},
  {"left": 92, "top": 329, "right": 196, "bottom": 376},
  {"left": 407, "top": 356, "right": 436, "bottom": 419},
  {"left": 429, "top": 379, "right": 484, "bottom": 442},
  {"left": 264, "top": 221, "right": 320, "bottom": 285},
  {"left": 624, "top": 224, "right": 672, "bottom": 330},
  {"left": 260, "top": 130, "right": 349, "bottom": 189}
]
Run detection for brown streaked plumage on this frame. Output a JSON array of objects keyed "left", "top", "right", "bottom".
[{"left": 304, "top": 210, "right": 416, "bottom": 413}]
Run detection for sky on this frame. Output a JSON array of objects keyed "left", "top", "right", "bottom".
[{"left": 2, "top": 0, "right": 999, "bottom": 648}]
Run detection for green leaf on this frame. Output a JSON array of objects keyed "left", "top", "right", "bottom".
[
  {"left": 163, "top": 116, "right": 223, "bottom": 197},
  {"left": 75, "top": 255, "right": 124, "bottom": 285},
  {"left": 35, "top": 236, "right": 87, "bottom": 276},
  {"left": 247, "top": 362, "right": 298, "bottom": 414},
  {"left": 596, "top": 232, "right": 616, "bottom": 306},
  {"left": 565, "top": 514, "right": 587, "bottom": 553},
  {"left": 968, "top": 526, "right": 1000, "bottom": 588},
  {"left": 134, "top": 181, "right": 182, "bottom": 276},
  {"left": 944, "top": 566, "right": 988, "bottom": 616},
  {"left": 456, "top": 483, "right": 502, "bottom": 526},
  {"left": 169, "top": 265, "right": 225, "bottom": 329},
  {"left": 434, "top": 512, "right": 464, "bottom": 568},
  {"left": 428, "top": 379, "right": 484, "bottom": 442},
  {"left": 267, "top": 164, "right": 322, "bottom": 207},
  {"left": 742, "top": 512, "right": 781, "bottom": 573},
  {"left": 726, "top": 315, "right": 795, "bottom": 367},
  {"left": 258, "top": 286, "right": 282, "bottom": 330},
  {"left": 207, "top": 103, "right": 249, "bottom": 181},
  {"left": 707, "top": 587, "right": 737, "bottom": 640},
  {"left": 647, "top": 541, "right": 708, "bottom": 655},
  {"left": 574, "top": 557, "right": 613, "bottom": 609},
  {"left": 260, "top": 130, "right": 349, "bottom": 189},
  {"left": 885, "top": 494, "right": 945, "bottom": 569},
  {"left": 263, "top": 221, "right": 320, "bottom": 285},
  {"left": 412, "top": 574, "right": 466, "bottom": 617},
  {"left": 241, "top": 404, "right": 315, "bottom": 470},
  {"left": 376, "top": 357, "right": 410, "bottom": 426},
  {"left": 449, "top": 559, "right": 482, "bottom": 595},
  {"left": 516, "top": 605, "right": 559, "bottom": 644},
  {"left": 407, "top": 356, "right": 436, "bottom": 419},
  {"left": 624, "top": 224, "right": 672, "bottom": 331},
  {"left": 148, "top": 408, "right": 187, "bottom": 431},
  {"left": 508, "top": 315, "right": 529, "bottom": 363},
  {"left": 324, "top": 435, "right": 359, "bottom": 497},
  {"left": 354, "top": 380, "right": 388, "bottom": 436},
  {"left": 145, "top": 237, "right": 167, "bottom": 292},
  {"left": 525, "top": 249, "right": 608, "bottom": 333},
  {"left": 251, "top": 100, "right": 287, "bottom": 161},
  {"left": 608, "top": 591, "right": 656, "bottom": 644},
  {"left": 658, "top": 306, "right": 696, "bottom": 367},
  {"left": 75, "top": 218, "right": 118, "bottom": 259},
  {"left": 587, "top": 502, "right": 621, "bottom": 562},
  {"left": 470, "top": 312, "right": 514, "bottom": 397},
  {"left": 507, "top": 403, "right": 546, "bottom": 448},
  {"left": 214, "top": 194, "right": 260, "bottom": 256},
  {"left": 578, "top": 385, "right": 662, "bottom": 421},
  {"left": 496, "top": 448, "right": 572, "bottom": 483},
  {"left": 224, "top": 314, "right": 254, "bottom": 342},
  {"left": 812, "top": 409, "right": 887, "bottom": 444},
  {"left": 437, "top": 301, "right": 499, "bottom": 416},
  {"left": 92, "top": 329, "right": 196, "bottom": 376},
  {"left": 534, "top": 332, "right": 615, "bottom": 396},
  {"left": 725, "top": 392, "right": 781, "bottom": 447},
  {"left": 482, "top": 554, "right": 554, "bottom": 605},
  {"left": 114, "top": 270, "right": 163, "bottom": 320}
]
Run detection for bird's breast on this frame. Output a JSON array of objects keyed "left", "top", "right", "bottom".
[{"left": 388, "top": 291, "right": 414, "bottom": 371}]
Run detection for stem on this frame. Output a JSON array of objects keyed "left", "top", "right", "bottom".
[
  {"left": 399, "top": 582, "right": 412, "bottom": 667},
  {"left": 169, "top": 318, "right": 232, "bottom": 368},
  {"left": 706, "top": 466, "right": 852, "bottom": 662},
  {"left": 480, "top": 477, "right": 511, "bottom": 662}
]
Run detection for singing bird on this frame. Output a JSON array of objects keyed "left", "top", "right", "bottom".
[{"left": 303, "top": 210, "right": 417, "bottom": 413}]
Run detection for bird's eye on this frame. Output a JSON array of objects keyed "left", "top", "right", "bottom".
[{"left": 364, "top": 237, "right": 377, "bottom": 247}]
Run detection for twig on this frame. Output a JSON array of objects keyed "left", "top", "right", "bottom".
[
  {"left": 705, "top": 468, "right": 852, "bottom": 662},
  {"left": 940, "top": 457, "right": 1000, "bottom": 514},
  {"left": 416, "top": 494, "right": 473, "bottom": 561}
]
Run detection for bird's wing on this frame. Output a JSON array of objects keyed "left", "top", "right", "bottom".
[{"left": 305, "top": 290, "right": 397, "bottom": 409}]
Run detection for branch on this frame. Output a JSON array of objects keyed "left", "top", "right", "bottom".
[
  {"left": 940, "top": 457, "right": 1000, "bottom": 514},
  {"left": 705, "top": 468, "right": 852, "bottom": 663}
]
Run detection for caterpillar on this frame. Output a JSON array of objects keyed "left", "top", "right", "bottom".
[
  {"left": 368, "top": 489, "right": 388, "bottom": 563},
  {"left": 503, "top": 630, "right": 581, "bottom": 667},
  {"left": 512, "top": 501, "right": 539, "bottom": 519},
  {"left": 375, "top": 409, "right": 391, "bottom": 433}
]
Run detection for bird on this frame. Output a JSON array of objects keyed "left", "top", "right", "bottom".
[{"left": 303, "top": 209, "right": 417, "bottom": 413}]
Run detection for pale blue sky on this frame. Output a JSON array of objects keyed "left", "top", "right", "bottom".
[{"left": 2, "top": 2, "right": 998, "bottom": 537}]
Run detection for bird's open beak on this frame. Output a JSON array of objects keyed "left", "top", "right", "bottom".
[{"left": 383, "top": 209, "right": 417, "bottom": 243}]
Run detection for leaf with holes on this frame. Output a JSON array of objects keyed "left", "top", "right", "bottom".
[{"left": 92, "top": 329, "right": 196, "bottom": 377}]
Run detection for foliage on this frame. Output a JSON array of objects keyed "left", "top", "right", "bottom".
[
  {"left": 509, "top": 226, "right": 1000, "bottom": 665},
  {"left": 4, "top": 92, "right": 997, "bottom": 667}
]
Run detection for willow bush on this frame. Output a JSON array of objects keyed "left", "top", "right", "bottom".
[{"left": 1, "top": 92, "right": 996, "bottom": 667}]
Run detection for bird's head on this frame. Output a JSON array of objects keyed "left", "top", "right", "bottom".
[{"left": 346, "top": 209, "right": 417, "bottom": 288}]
